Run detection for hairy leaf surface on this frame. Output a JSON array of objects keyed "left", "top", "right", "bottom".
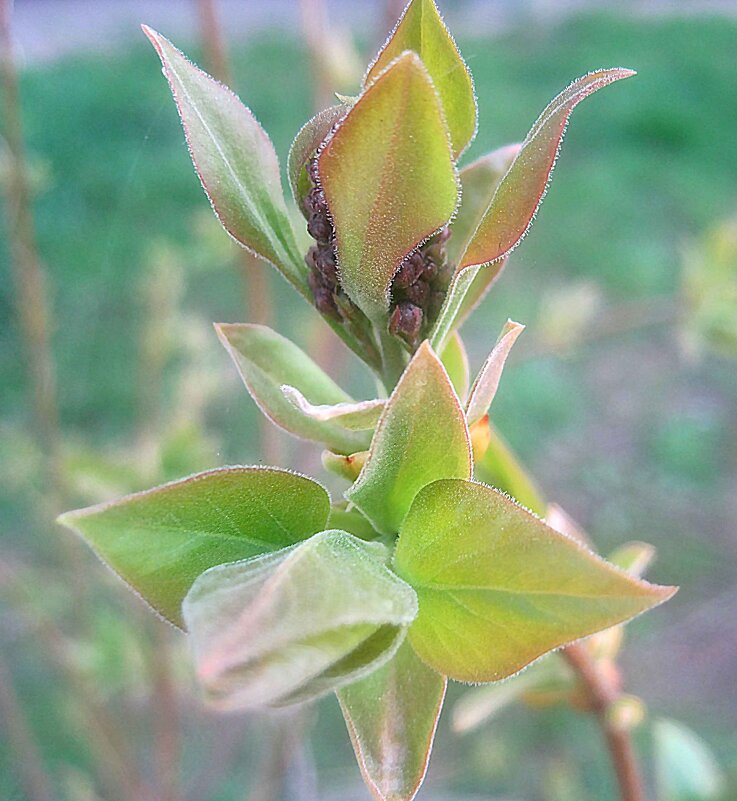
[
  {"left": 366, "top": 0, "right": 476, "bottom": 157},
  {"left": 465, "top": 320, "right": 524, "bottom": 426},
  {"left": 216, "top": 323, "right": 370, "bottom": 454},
  {"left": 457, "top": 69, "right": 635, "bottom": 271},
  {"left": 288, "top": 104, "right": 346, "bottom": 217},
  {"left": 143, "top": 28, "right": 304, "bottom": 286},
  {"left": 58, "top": 467, "right": 329, "bottom": 627},
  {"left": 346, "top": 342, "right": 471, "bottom": 534},
  {"left": 183, "top": 531, "right": 417, "bottom": 709},
  {"left": 394, "top": 479, "right": 676, "bottom": 682},
  {"left": 319, "top": 52, "right": 458, "bottom": 320},
  {"left": 338, "top": 640, "right": 446, "bottom": 801}
]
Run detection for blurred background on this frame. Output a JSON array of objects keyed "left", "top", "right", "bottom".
[{"left": 1, "top": 1, "right": 736, "bottom": 799}]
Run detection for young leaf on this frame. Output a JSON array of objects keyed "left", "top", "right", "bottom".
[
  {"left": 57, "top": 467, "right": 329, "bottom": 627},
  {"left": 338, "top": 640, "right": 446, "bottom": 801},
  {"left": 457, "top": 69, "right": 635, "bottom": 271},
  {"left": 281, "top": 385, "right": 384, "bottom": 431},
  {"left": 394, "top": 479, "right": 676, "bottom": 682},
  {"left": 365, "top": 0, "right": 476, "bottom": 158},
  {"left": 318, "top": 52, "right": 458, "bottom": 320},
  {"left": 182, "top": 531, "right": 418, "bottom": 709},
  {"left": 143, "top": 28, "right": 304, "bottom": 288},
  {"left": 346, "top": 342, "right": 472, "bottom": 535},
  {"left": 440, "top": 331, "right": 470, "bottom": 402},
  {"left": 447, "top": 144, "right": 521, "bottom": 267},
  {"left": 465, "top": 320, "right": 524, "bottom": 427},
  {"left": 216, "top": 323, "right": 371, "bottom": 454},
  {"left": 287, "top": 104, "right": 346, "bottom": 217}
]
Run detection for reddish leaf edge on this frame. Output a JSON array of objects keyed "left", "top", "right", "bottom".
[
  {"left": 363, "top": 0, "right": 478, "bottom": 159},
  {"left": 457, "top": 68, "right": 636, "bottom": 273},
  {"left": 317, "top": 50, "right": 462, "bottom": 318},
  {"left": 141, "top": 25, "right": 307, "bottom": 296},
  {"left": 338, "top": 670, "right": 448, "bottom": 801}
]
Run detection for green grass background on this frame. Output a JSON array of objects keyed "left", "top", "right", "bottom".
[{"left": 1, "top": 9, "right": 736, "bottom": 800}]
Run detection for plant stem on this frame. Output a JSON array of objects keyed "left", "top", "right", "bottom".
[{"left": 562, "top": 643, "right": 645, "bottom": 801}]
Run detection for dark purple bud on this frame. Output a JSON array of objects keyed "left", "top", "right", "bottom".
[
  {"left": 389, "top": 301, "right": 423, "bottom": 346},
  {"left": 428, "top": 290, "right": 446, "bottom": 319},
  {"left": 315, "top": 247, "right": 338, "bottom": 285},
  {"left": 314, "top": 287, "right": 339, "bottom": 319},
  {"left": 307, "top": 212, "right": 332, "bottom": 243},
  {"left": 405, "top": 278, "right": 429, "bottom": 307}
]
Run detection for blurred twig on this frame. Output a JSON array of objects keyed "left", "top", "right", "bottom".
[
  {"left": 0, "top": 654, "right": 56, "bottom": 801},
  {"left": 0, "top": 0, "right": 65, "bottom": 509},
  {"left": 195, "top": 0, "right": 280, "bottom": 464},
  {"left": 563, "top": 644, "right": 645, "bottom": 801}
]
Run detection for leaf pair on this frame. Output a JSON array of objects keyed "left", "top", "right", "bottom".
[{"left": 58, "top": 468, "right": 418, "bottom": 709}]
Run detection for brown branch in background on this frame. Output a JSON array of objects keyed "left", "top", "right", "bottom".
[
  {"left": 195, "top": 0, "right": 280, "bottom": 464},
  {"left": 0, "top": 0, "right": 64, "bottom": 508},
  {"left": 563, "top": 643, "right": 645, "bottom": 801},
  {"left": 148, "top": 621, "right": 183, "bottom": 801},
  {"left": 196, "top": 0, "right": 232, "bottom": 86},
  {"left": 298, "top": 0, "right": 336, "bottom": 110},
  {"left": 0, "top": 654, "right": 56, "bottom": 801}
]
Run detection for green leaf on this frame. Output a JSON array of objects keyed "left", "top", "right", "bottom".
[
  {"left": 457, "top": 69, "right": 635, "bottom": 271},
  {"left": 346, "top": 342, "right": 471, "bottom": 535},
  {"left": 57, "top": 467, "right": 329, "bottom": 627},
  {"left": 654, "top": 719, "right": 726, "bottom": 801},
  {"left": 466, "top": 320, "right": 524, "bottom": 426},
  {"left": 427, "top": 145, "right": 524, "bottom": 353},
  {"left": 338, "top": 640, "right": 446, "bottom": 801},
  {"left": 394, "top": 479, "right": 676, "bottom": 682},
  {"left": 440, "top": 332, "right": 470, "bottom": 402},
  {"left": 143, "top": 28, "right": 304, "bottom": 289},
  {"left": 447, "top": 144, "right": 521, "bottom": 267},
  {"left": 365, "top": 0, "right": 476, "bottom": 158},
  {"left": 287, "top": 105, "right": 346, "bottom": 218},
  {"left": 216, "top": 323, "right": 371, "bottom": 454},
  {"left": 182, "top": 530, "right": 418, "bottom": 709},
  {"left": 281, "top": 385, "right": 384, "bottom": 431},
  {"left": 475, "top": 425, "right": 546, "bottom": 515},
  {"left": 318, "top": 51, "right": 458, "bottom": 320}
]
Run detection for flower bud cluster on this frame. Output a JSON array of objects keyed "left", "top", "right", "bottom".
[
  {"left": 389, "top": 228, "right": 453, "bottom": 349},
  {"left": 304, "top": 158, "right": 344, "bottom": 321},
  {"left": 303, "top": 158, "right": 380, "bottom": 366}
]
